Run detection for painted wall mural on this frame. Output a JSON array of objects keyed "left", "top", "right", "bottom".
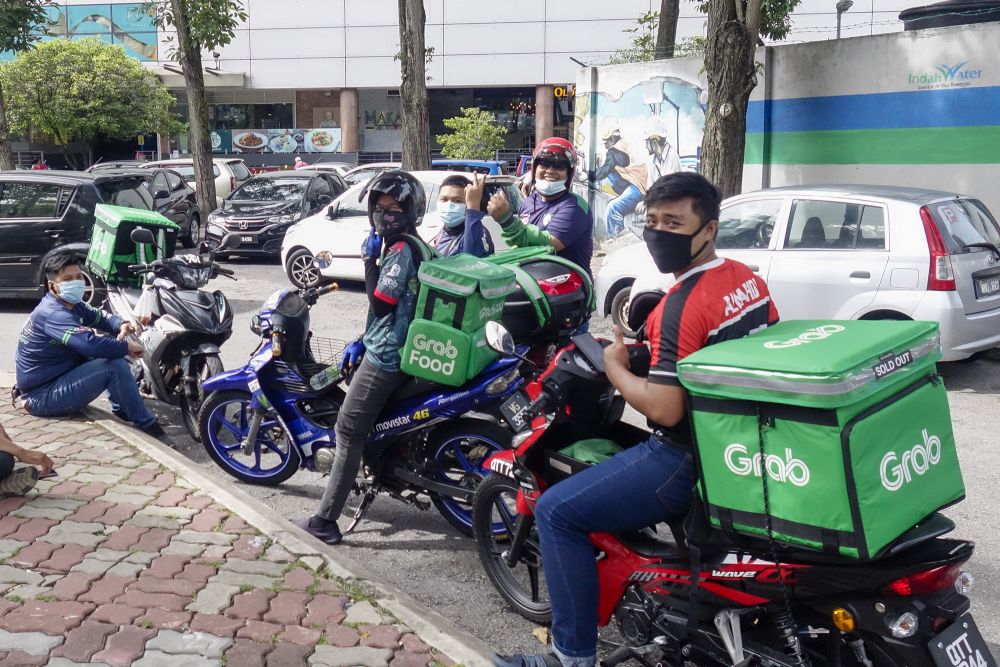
[
  {"left": 575, "top": 66, "right": 707, "bottom": 241},
  {"left": 1, "top": 3, "right": 158, "bottom": 63}
]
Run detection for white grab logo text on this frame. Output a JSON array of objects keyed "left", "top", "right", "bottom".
[
  {"left": 408, "top": 334, "right": 458, "bottom": 376},
  {"left": 764, "top": 324, "right": 845, "bottom": 349},
  {"left": 724, "top": 444, "right": 810, "bottom": 487},
  {"left": 880, "top": 429, "right": 942, "bottom": 491}
]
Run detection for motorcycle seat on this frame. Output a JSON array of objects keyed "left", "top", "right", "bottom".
[
  {"left": 388, "top": 376, "right": 441, "bottom": 403},
  {"left": 617, "top": 521, "right": 689, "bottom": 558}
]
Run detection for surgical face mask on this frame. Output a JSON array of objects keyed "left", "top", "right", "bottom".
[
  {"left": 55, "top": 279, "right": 87, "bottom": 304},
  {"left": 535, "top": 179, "right": 567, "bottom": 197},
  {"left": 439, "top": 202, "right": 466, "bottom": 229},
  {"left": 643, "top": 222, "right": 710, "bottom": 274}
]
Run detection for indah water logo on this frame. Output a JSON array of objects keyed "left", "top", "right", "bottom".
[
  {"left": 908, "top": 62, "right": 983, "bottom": 89},
  {"left": 880, "top": 429, "right": 941, "bottom": 491},
  {"left": 407, "top": 333, "right": 459, "bottom": 376},
  {"left": 764, "top": 324, "right": 845, "bottom": 349},
  {"left": 724, "top": 444, "right": 811, "bottom": 487}
]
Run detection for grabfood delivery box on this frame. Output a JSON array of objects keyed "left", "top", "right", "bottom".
[
  {"left": 401, "top": 254, "right": 518, "bottom": 386},
  {"left": 86, "top": 204, "right": 179, "bottom": 286},
  {"left": 677, "top": 320, "right": 964, "bottom": 560}
]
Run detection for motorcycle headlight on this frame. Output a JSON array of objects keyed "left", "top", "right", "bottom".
[
  {"left": 267, "top": 213, "right": 299, "bottom": 225},
  {"left": 888, "top": 612, "right": 918, "bottom": 638},
  {"left": 485, "top": 369, "right": 520, "bottom": 396}
]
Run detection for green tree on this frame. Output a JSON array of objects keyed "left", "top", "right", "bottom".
[
  {"left": 146, "top": 0, "right": 247, "bottom": 216},
  {"left": 608, "top": 10, "right": 659, "bottom": 65},
  {"left": 1, "top": 39, "right": 180, "bottom": 170},
  {"left": 0, "top": 0, "right": 52, "bottom": 170},
  {"left": 699, "top": 0, "right": 800, "bottom": 197},
  {"left": 436, "top": 107, "right": 508, "bottom": 160}
]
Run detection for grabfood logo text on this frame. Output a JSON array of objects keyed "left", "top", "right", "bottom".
[
  {"left": 880, "top": 429, "right": 942, "bottom": 491},
  {"left": 724, "top": 444, "right": 810, "bottom": 487},
  {"left": 764, "top": 324, "right": 844, "bottom": 349},
  {"left": 407, "top": 333, "right": 458, "bottom": 376}
]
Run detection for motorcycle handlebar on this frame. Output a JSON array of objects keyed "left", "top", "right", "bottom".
[
  {"left": 126, "top": 264, "right": 149, "bottom": 273},
  {"left": 522, "top": 392, "right": 550, "bottom": 421},
  {"left": 215, "top": 266, "right": 236, "bottom": 276},
  {"left": 317, "top": 282, "right": 339, "bottom": 296}
]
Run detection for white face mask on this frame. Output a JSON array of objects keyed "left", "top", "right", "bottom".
[
  {"left": 535, "top": 179, "right": 567, "bottom": 197},
  {"left": 439, "top": 201, "right": 467, "bottom": 228}
]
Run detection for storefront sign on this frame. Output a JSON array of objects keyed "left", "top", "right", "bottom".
[
  {"left": 553, "top": 85, "right": 576, "bottom": 98},
  {"left": 225, "top": 128, "right": 342, "bottom": 153},
  {"left": 364, "top": 110, "right": 402, "bottom": 129}
]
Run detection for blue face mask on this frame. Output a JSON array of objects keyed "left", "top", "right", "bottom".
[
  {"left": 439, "top": 201, "right": 467, "bottom": 229},
  {"left": 535, "top": 179, "right": 567, "bottom": 197},
  {"left": 56, "top": 279, "right": 86, "bottom": 304}
]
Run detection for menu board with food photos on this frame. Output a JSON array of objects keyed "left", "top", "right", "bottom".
[{"left": 227, "top": 128, "right": 342, "bottom": 154}]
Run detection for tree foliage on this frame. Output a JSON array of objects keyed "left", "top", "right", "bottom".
[
  {"left": 0, "top": 0, "right": 53, "bottom": 169},
  {"left": 0, "top": 39, "right": 180, "bottom": 169},
  {"left": 608, "top": 9, "right": 706, "bottom": 64},
  {"left": 436, "top": 107, "right": 508, "bottom": 160},
  {"left": 694, "top": 0, "right": 800, "bottom": 41}
]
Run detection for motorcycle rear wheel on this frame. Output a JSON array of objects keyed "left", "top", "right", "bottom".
[
  {"left": 473, "top": 474, "right": 552, "bottom": 624},
  {"left": 427, "top": 420, "right": 512, "bottom": 537},
  {"left": 181, "top": 354, "right": 224, "bottom": 442},
  {"left": 199, "top": 390, "right": 302, "bottom": 485}
]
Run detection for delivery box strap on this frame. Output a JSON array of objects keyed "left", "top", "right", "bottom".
[
  {"left": 422, "top": 288, "right": 467, "bottom": 330},
  {"left": 689, "top": 395, "right": 839, "bottom": 427},
  {"left": 712, "top": 506, "right": 859, "bottom": 555}
]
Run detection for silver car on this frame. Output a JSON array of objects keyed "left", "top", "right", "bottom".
[{"left": 599, "top": 185, "right": 1000, "bottom": 361}]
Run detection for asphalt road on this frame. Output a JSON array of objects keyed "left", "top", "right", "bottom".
[{"left": 1, "top": 258, "right": 998, "bottom": 658}]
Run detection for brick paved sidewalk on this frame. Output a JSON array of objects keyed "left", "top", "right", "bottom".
[{"left": 0, "top": 398, "right": 458, "bottom": 667}]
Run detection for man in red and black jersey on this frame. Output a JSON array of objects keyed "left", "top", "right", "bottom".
[{"left": 496, "top": 173, "right": 778, "bottom": 667}]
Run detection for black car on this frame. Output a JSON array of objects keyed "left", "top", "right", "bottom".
[
  {"left": 0, "top": 171, "right": 163, "bottom": 303},
  {"left": 100, "top": 168, "right": 202, "bottom": 247},
  {"left": 205, "top": 171, "right": 346, "bottom": 257}
]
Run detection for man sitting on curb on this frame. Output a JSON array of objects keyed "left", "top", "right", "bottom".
[
  {"left": 0, "top": 423, "right": 53, "bottom": 496},
  {"left": 14, "top": 253, "right": 170, "bottom": 441}
]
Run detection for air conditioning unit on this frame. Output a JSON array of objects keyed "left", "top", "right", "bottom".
[{"left": 387, "top": 89, "right": 401, "bottom": 98}]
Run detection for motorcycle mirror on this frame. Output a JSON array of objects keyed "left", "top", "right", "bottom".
[
  {"left": 313, "top": 251, "right": 333, "bottom": 270},
  {"left": 130, "top": 228, "right": 156, "bottom": 245},
  {"left": 485, "top": 321, "right": 516, "bottom": 356},
  {"left": 218, "top": 234, "right": 242, "bottom": 251}
]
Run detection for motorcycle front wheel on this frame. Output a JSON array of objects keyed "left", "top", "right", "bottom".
[
  {"left": 427, "top": 420, "right": 512, "bottom": 537},
  {"left": 473, "top": 474, "right": 552, "bottom": 624},
  {"left": 181, "top": 354, "right": 224, "bottom": 442},
  {"left": 199, "top": 390, "right": 302, "bottom": 485}
]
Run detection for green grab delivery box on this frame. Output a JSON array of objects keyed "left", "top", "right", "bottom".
[
  {"left": 401, "top": 319, "right": 495, "bottom": 387},
  {"left": 86, "top": 204, "right": 180, "bottom": 286},
  {"left": 415, "top": 254, "right": 518, "bottom": 331},
  {"left": 677, "top": 320, "right": 964, "bottom": 560}
]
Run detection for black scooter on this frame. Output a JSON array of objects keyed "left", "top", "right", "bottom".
[{"left": 104, "top": 228, "right": 240, "bottom": 439}]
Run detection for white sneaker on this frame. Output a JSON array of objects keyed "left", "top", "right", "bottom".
[{"left": 0, "top": 465, "right": 39, "bottom": 496}]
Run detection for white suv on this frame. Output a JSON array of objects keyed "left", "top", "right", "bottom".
[
  {"left": 596, "top": 185, "right": 1000, "bottom": 361},
  {"left": 141, "top": 158, "right": 251, "bottom": 206}
]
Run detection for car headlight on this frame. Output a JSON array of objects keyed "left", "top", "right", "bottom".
[
  {"left": 267, "top": 213, "right": 299, "bottom": 225},
  {"left": 208, "top": 212, "right": 223, "bottom": 224},
  {"left": 207, "top": 224, "right": 225, "bottom": 237}
]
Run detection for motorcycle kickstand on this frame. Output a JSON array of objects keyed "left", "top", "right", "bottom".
[{"left": 344, "top": 488, "right": 378, "bottom": 534}]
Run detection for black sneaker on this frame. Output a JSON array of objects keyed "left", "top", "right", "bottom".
[
  {"left": 0, "top": 465, "right": 39, "bottom": 496},
  {"left": 110, "top": 405, "right": 125, "bottom": 420},
  {"left": 493, "top": 654, "right": 563, "bottom": 667},
  {"left": 293, "top": 515, "right": 343, "bottom": 545},
  {"left": 140, "top": 421, "right": 175, "bottom": 446}
]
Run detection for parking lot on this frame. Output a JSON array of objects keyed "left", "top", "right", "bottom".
[{"left": 1, "top": 257, "right": 998, "bottom": 656}]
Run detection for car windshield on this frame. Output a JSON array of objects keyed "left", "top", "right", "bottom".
[
  {"left": 926, "top": 199, "right": 1000, "bottom": 253},
  {"left": 97, "top": 178, "right": 153, "bottom": 209},
  {"left": 231, "top": 177, "right": 307, "bottom": 202},
  {"left": 171, "top": 165, "right": 221, "bottom": 182}
]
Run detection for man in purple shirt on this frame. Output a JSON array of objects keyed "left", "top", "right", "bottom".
[{"left": 487, "top": 138, "right": 594, "bottom": 277}]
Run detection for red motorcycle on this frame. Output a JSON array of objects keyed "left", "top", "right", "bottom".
[{"left": 473, "top": 326, "right": 991, "bottom": 667}]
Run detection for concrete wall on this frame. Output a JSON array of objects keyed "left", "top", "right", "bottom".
[{"left": 576, "top": 21, "right": 1000, "bottom": 238}]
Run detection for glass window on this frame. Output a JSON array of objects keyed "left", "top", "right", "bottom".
[
  {"left": 227, "top": 161, "right": 251, "bottom": 181},
  {"left": 855, "top": 206, "right": 886, "bottom": 249},
  {"left": 169, "top": 164, "right": 220, "bottom": 183},
  {"left": 231, "top": 177, "right": 308, "bottom": 202},
  {"left": 309, "top": 177, "right": 332, "bottom": 202},
  {"left": 786, "top": 200, "right": 886, "bottom": 250},
  {"left": 716, "top": 199, "right": 783, "bottom": 249},
  {"left": 150, "top": 173, "right": 169, "bottom": 196},
  {"left": 928, "top": 199, "right": 1000, "bottom": 253},
  {"left": 166, "top": 171, "right": 185, "bottom": 191},
  {"left": 336, "top": 182, "right": 369, "bottom": 218},
  {"left": 98, "top": 179, "right": 153, "bottom": 210},
  {"left": 0, "top": 182, "right": 61, "bottom": 218}
]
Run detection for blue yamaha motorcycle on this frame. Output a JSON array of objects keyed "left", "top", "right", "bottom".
[{"left": 197, "top": 284, "right": 527, "bottom": 536}]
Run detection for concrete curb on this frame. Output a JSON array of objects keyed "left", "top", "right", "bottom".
[{"left": 54, "top": 399, "right": 496, "bottom": 667}]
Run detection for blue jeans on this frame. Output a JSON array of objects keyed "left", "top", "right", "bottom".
[
  {"left": 25, "top": 358, "right": 156, "bottom": 428},
  {"left": 535, "top": 436, "right": 694, "bottom": 659},
  {"left": 605, "top": 184, "right": 643, "bottom": 237}
]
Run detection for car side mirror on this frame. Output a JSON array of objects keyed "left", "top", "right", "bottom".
[
  {"left": 153, "top": 189, "right": 170, "bottom": 200},
  {"left": 326, "top": 202, "right": 339, "bottom": 219}
]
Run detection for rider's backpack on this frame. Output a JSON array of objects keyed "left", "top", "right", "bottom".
[
  {"left": 401, "top": 253, "right": 518, "bottom": 386},
  {"left": 678, "top": 320, "right": 964, "bottom": 561},
  {"left": 86, "top": 204, "right": 179, "bottom": 286}
]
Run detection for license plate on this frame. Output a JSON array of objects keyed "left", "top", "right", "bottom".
[
  {"left": 929, "top": 614, "right": 997, "bottom": 667},
  {"left": 241, "top": 235, "right": 254, "bottom": 243},
  {"left": 500, "top": 390, "right": 530, "bottom": 432},
  {"left": 976, "top": 276, "right": 1000, "bottom": 298}
]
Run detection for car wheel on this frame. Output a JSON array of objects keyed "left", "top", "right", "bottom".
[
  {"left": 78, "top": 263, "right": 106, "bottom": 307},
  {"left": 284, "top": 248, "right": 320, "bottom": 289},
  {"left": 182, "top": 214, "right": 201, "bottom": 248},
  {"left": 610, "top": 287, "right": 637, "bottom": 338}
]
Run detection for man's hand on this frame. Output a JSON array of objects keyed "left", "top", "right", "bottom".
[
  {"left": 604, "top": 325, "right": 631, "bottom": 372},
  {"left": 126, "top": 339, "right": 144, "bottom": 358},
  {"left": 487, "top": 190, "right": 512, "bottom": 224},
  {"left": 118, "top": 322, "right": 136, "bottom": 341},
  {"left": 466, "top": 172, "right": 486, "bottom": 211},
  {"left": 18, "top": 450, "right": 54, "bottom": 475}
]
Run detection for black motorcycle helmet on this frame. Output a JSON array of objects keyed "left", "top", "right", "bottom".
[{"left": 359, "top": 169, "right": 426, "bottom": 238}]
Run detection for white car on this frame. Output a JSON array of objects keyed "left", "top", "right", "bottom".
[
  {"left": 343, "top": 162, "right": 400, "bottom": 186},
  {"left": 141, "top": 158, "right": 252, "bottom": 206},
  {"left": 280, "top": 171, "right": 520, "bottom": 286},
  {"left": 297, "top": 162, "right": 354, "bottom": 180},
  {"left": 595, "top": 185, "right": 1000, "bottom": 361}
]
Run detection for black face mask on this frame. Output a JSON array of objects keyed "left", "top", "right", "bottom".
[
  {"left": 373, "top": 209, "right": 406, "bottom": 239},
  {"left": 643, "top": 222, "right": 710, "bottom": 274}
]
